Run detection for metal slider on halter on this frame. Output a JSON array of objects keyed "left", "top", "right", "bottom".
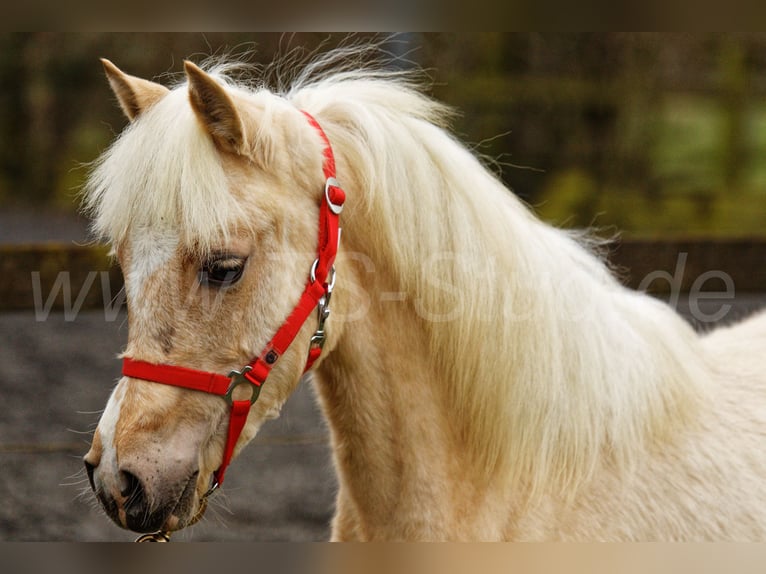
[{"left": 309, "top": 260, "right": 337, "bottom": 353}]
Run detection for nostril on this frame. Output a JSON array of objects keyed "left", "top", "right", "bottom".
[
  {"left": 83, "top": 459, "right": 96, "bottom": 492},
  {"left": 118, "top": 469, "right": 165, "bottom": 533},
  {"left": 119, "top": 469, "right": 143, "bottom": 500}
]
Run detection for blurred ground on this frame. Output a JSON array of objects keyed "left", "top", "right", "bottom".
[{"left": 0, "top": 207, "right": 764, "bottom": 541}]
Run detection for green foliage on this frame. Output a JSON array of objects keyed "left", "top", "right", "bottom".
[{"left": 537, "top": 93, "right": 766, "bottom": 236}]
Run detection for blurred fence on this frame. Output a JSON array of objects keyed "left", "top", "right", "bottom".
[
  {"left": 1, "top": 240, "right": 765, "bottom": 314},
  {"left": 0, "top": 244, "right": 118, "bottom": 313}
]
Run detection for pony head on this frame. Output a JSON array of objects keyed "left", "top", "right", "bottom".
[{"left": 82, "top": 59, "right": 334, "bottom": 534}]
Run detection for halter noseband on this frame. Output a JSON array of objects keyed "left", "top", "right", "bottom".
[{"left": 122, "top": 110, "right": 344, "bottom": 494}]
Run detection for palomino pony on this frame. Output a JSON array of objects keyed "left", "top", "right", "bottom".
[{"left": 82, "top": 50, "right": 766, "bottom": 541}]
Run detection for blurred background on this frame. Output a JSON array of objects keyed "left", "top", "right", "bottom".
[
  {"left": 0, "top": 33, "right": 764, "bottom": 541},
  {"left": 2, "top": 32, "right": 766, "bottom": 236}
]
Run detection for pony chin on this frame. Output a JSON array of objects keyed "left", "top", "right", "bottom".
[{"left": 163, "top": 480, "right": 211, "bottom": 532}]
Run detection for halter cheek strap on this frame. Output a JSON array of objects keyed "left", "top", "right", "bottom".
[{"left": 121, "top": 110, "right": 344, "bottom": 490}]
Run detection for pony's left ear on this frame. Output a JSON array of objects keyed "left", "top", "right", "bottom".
[
  {"left": 184, "top": 61, "right": 245, "bottom": 154},
  {"left": 101, "top": 59, "right": 169, "bottom": 122}
]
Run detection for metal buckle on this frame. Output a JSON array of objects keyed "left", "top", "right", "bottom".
[
  {"left": 224, "top": 366, "right": 261, "bottom": 405},
  {"left": 325, "top": 177, "right": 343, "bottom": 215},
  {"left": 135, "top": 531, "right": 171, "bottom": 542}
]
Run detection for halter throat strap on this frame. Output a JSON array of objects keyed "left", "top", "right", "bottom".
[{"left": 121, "top": 110, "right": 344, "bottom": 490}]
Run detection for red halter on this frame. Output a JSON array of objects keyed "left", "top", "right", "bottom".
[{"left": 122, "top": 111, "right": 344, "bottom": 491}]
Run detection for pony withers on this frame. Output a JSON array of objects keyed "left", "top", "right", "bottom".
[{"left": 82, "top": 49, "right": 766, "bottom": 541}]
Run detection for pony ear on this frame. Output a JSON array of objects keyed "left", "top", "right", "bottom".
[
  {"left": 184, "top": 60, "right": 245, "bottom": 154},
  {"left": 100, "top": 58, "right": 169, "bottom": 122}
]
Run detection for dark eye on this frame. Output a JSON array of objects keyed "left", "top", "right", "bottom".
[{"left": 199, "top": 255, "right": 247, "bottom": 288}]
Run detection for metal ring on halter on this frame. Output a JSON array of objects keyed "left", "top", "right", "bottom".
[
  {"left": 310, "top": 260, "right": 337, "bottom": 291},
  {"left": 325, "top": 177, "right": 343, "bottom": 215},
  {"left": 224, "top": 366, "right": 261, "bottom": 405}
]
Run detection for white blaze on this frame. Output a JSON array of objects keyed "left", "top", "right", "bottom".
[{"left": 126, "top": 229, "right": 179, "bottom": 310}]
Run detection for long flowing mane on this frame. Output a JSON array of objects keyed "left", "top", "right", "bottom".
[
  {"left": 287, "top": 55, "right": 711, "bottom": 498},
  {"left": 84, "top": 47, "right": 711, "bottom": 500}
]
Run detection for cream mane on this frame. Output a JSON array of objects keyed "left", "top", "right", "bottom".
[{"left": 288, "top": 63, "right": 711, "bottom": 498}]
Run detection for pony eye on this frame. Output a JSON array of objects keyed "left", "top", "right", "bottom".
[{"left": 199, "top": 256, "right": 247, "bottom": 288}]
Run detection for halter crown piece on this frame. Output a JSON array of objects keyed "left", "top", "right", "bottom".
[{"left": 122, "top": 110, "right": 344, "bottom": 495}]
